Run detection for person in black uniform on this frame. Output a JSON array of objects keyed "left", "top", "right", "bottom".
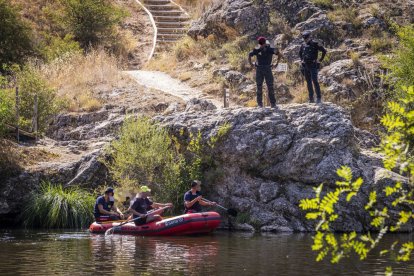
[
  {"left": 248, "top": 37, "right": 282, "bottom": 108},
  {"left": 299, "top": 31, "right": 327, "bottom": 104},
  {"left": 184, "top": 180, "right": 216, "bottom": 214}
]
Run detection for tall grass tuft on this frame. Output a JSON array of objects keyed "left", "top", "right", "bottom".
[{"left": 22, "top": 182, "right": 96, "bottom": 229}]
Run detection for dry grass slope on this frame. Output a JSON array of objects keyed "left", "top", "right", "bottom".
[{"left": 40, "top": 50, "right": 133, "bottom": 112}]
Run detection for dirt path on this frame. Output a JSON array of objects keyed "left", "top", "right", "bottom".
[{"left": 126, "top": 70, "right": 223, "bottom": 107}]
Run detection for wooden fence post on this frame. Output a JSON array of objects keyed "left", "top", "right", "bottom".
[
  {"left": 15, "top": 87, "right": 19, "bottom": 143},
  {"left": 224, "top": 88, "right": 230, "bottom": 108}
]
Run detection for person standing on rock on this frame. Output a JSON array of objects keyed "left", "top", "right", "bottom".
[
  {"left": 299, "top": 31, "right": 327, "bottom": 104},
  {"left": 248, "top": 37, "right": 282, "bottom": 108}
]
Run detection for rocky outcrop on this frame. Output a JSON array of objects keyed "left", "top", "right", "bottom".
[
  {"left": 0, "top": 149, "right": 110, "bottom": 224},
  {"left": 1, "top": 100, "right": 405, "bottom": 231},
  {"left": 188, "top": 0, "right": 311, "bottom": 39},
  {"left": 188, "top": 0, "right": 267, "bottom": 39},
  {"left": 319, "top": 56, "right": 384, "bottom": 101},
  {"left": 156, "top": 103, "right": 405, "bottom": 232},
  {"left": 185, "top": 98, "right": 217, "bottom": 112}
]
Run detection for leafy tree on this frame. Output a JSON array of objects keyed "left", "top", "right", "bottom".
[
  {"left": 0, "top": 0, "right": 34, "bottom": 67},
  {"left": 300, "top": 86, "right": 414, "bottom": 275},
  {"left": 59, "top": 0, "right": 125, "bottom": 49}
]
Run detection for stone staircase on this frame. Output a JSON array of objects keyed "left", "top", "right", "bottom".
[{"left": 143, "top": 0, "right": 190, "bottom": 52}]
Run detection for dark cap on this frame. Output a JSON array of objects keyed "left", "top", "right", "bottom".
[
  {"left": 302, "top": 31, "right": 311, "bottom": 39},
  {"left": 257, "top": 36, "right": 267, "bottom": 45},
  {"left": 191, "top": 180, "right": 201, "bottom": 188},
  {"left": 104, "top": 187, "right": 114, "bottom": 194}
]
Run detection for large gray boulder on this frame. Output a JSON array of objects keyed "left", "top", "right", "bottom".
[
  {"left": 188, "top": 0, "right": 312, "bottom": 39},
  {"left": 156, "top": 104, "right": 404, "bottom": 232}
]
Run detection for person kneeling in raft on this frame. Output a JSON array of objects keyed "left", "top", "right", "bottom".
[
  {"left": 128, "top": 186, "right": 173, "bottom": 226},
  {"left": 94, "top": 187, "right": 125, "bottom": 222}
]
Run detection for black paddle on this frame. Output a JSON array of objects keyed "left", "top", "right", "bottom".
[
  {"left": 104, "top": 206, "right": 170, "bottom": 236},
  {"left": 202, "top": 198, "right": 238, "bottom": 217}
]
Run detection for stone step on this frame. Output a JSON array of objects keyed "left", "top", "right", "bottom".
[
  {"left": 154, "top": 16, "right": 189, "bottom": 22},
  {"left": 157, "top": 33, "right": 184, "bottom": 39},
  {"left": 144, "top": 0, "right": 171, "bottom": 5},
  {"left": 157, "top": 39, "right": 180, "bottom": 44},
  {"left": 157, "top": 27, "right": 187, "bottom": 34},
  {"left": 146, "top": 4, "right": 178, "bottom": 11},
  {"left": 150, "top": 10, "right": 183, "bottom": 16},
  {"left": 156, "top": 21, "right": 188, "bottom": 28}
]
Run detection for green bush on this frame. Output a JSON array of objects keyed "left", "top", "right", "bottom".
[
  {"left": 22, "top": 182, "right": 96, "bottom": 228},
  {"left": 0, "top": 77, "right": 14, "bottom": 136},
  {"left": 106, "top": 117, "right": 186, "bottom": 210},
  {"left": 59, "top": 0, "right": 125, "bottom": 49},
  {"left": 107, "top": 118, "right": 232, "bottom": 212},
  {"left": 40, "top": 34, "right": 82, "bottom": 62},
  {"left": 384, "top": 24, "right": 414, "bottom": 89},
  {"left": 15, "top": 65, "right": 62, "bottom": 133},
  {"left": 0, "top": 0, "right": 34, "bottom": 67}
]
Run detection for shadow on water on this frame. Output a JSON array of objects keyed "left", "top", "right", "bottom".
[{"left": 0, "top": 229, "right": 413, "bottom": 275}]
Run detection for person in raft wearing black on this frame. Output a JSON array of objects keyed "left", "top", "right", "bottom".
[
  {"left": 248, "top": 37, "right": 282, "bottom": 108},
  {"left": 299, "top": 31, "right": 327, "bottom": 104},
  {"left": 184, "top": 180, "right": 216, "bottom": 214},
  {"left": 128, "top": 186, "right": 173, "bottom": 226},
  {"left": 93, "top": 187, "right": 125, "bottom": 222}
]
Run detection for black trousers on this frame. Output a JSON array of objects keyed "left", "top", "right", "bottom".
[
  {"left": 303, "top": 63, "right": 322, "bottom": 101},
  {"left": 256, "top": 67, "right": 276, "bottom": 107}
]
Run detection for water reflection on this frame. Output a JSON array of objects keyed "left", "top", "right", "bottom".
[
  {"left": 0, "top": 230, "right": 413, "bottom": 275},
  {"left": 88, "top": 235, "right": 220, "bottom": 275}
]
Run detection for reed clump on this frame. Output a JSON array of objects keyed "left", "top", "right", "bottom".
[{"left": 22, "top": 182, "right": 96, "bottom": 229}]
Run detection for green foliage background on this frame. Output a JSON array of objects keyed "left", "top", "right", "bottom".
[{"left": 0, "top": 0, "right": 34, "bottom": 67}]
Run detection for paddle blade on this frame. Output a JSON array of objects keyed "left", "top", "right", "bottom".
[{"left": 227, "top": 208, "right": 238, "bottom": 217}]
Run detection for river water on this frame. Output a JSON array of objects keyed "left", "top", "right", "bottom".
[{"left": 0, "top": 230, "right": 413, "bottom": 275}]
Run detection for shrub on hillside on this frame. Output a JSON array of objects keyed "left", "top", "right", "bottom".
[
  {"left": 59, "top": 0, "right": 126, "bottom": 49},
  {"left": 40, "top": 34, "right": 82, "bottom": 62},
  {"left": 0, "top": 0, "right": 34, "bottom": 67},
  {"left": 14, "top": 65, "right": 62, "bottom": 133}
]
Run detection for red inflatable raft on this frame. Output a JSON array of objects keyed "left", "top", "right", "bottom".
[{"left": 89, "top": 212, "right": 221, "bottom": 236}]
